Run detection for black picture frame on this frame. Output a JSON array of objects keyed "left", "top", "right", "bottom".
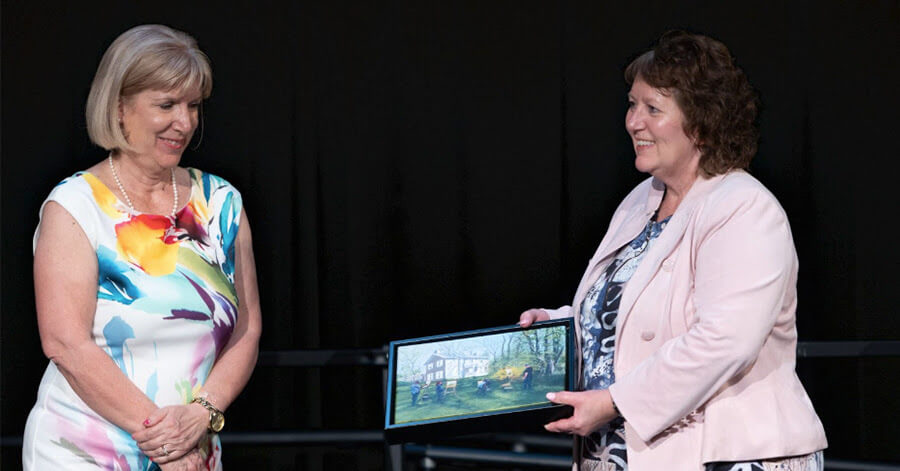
[{"left": 384, "top": 318, "right": 576, "bottom": 444}]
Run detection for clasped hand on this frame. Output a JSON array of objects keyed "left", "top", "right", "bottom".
[
  {"left": 132, "top": 404, "right": 209, "bottom": 465},
  {"left": 158, "top": 448, "right": 205, "bottom": 471}
]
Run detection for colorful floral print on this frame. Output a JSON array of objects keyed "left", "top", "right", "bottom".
[{"left": 24, "top": 168, "right": 241, "bottom": 470}]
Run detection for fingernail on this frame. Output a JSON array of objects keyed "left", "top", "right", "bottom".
[
  {"left": 143, "top": 419, "right": 150, "bottom": 426},
  {"left": 546, "top": 392, "right": 555, "bottom": 400}
]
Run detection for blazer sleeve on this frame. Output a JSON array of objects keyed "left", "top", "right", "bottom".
[
  {"left": 543, "top": 306, "right": 573, "bottom": 319},
  {"left": 608, "top": 183, "right": 797, "bottom": 442}
]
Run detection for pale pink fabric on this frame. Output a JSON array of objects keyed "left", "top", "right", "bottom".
[{"left": 545, "top": 171, "right": 827, "bottom": 471}]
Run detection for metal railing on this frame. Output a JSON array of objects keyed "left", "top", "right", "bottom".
[{"left": 3, "top": 341, "right": 899, "bottom": 470}]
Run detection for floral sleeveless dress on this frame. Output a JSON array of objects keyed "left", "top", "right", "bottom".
[{"left": 23, "top": 168, "right": 242, "bottom": 470}]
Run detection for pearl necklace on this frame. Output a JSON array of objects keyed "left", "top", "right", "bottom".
[{"left": 108, "top": 155, "right": 178, "bottom": 217}]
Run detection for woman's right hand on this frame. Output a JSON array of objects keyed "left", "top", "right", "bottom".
[
  {"left": 518, "top": 309, "right": 550, "bottom": 328},
  {"left": 133, "top": 404, "right": 208, "bottom": 462},
  {"left": 157, "top": 448, "right": 204, "bottom": 471}
]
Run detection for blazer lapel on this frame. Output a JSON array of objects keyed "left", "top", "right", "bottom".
[
  {"left": 615, "top": 174, "right": 723, "bottom": 335},
  {"left": 574, "top": 207, "right": 649, "bottom": 305},
  {"left": 572, "top": 202, "right": 653, "bottom": 384},
  {"left": 615, "top": 208, "right": 688, "bottom": 335},
  {"left": 572, "top": 178, "right": 665, "bottom": 316}
]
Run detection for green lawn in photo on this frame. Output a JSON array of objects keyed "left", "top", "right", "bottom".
[{"left": 393, "top": 375, "right": 565, "bottom": 425}]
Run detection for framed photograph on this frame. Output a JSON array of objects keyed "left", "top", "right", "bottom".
[{"left": 384, "top": 318, "right": 575, "bottom": 443}]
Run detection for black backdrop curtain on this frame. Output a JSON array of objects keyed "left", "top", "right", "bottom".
[{"left": 2, "top": 1, "right": 898, "bottom": 469}]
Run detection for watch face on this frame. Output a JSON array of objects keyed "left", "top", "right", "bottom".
[{"left": 211, "top": 412, "right": 225, "bottom": 432}]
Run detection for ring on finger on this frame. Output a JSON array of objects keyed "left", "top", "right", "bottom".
[{"left": 161, "top": 444, "right": 171, "bottom": 456}]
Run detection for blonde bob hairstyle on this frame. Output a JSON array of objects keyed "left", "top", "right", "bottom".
[{"left": 86, "top": 24, "right": 212, "bottom": 152}]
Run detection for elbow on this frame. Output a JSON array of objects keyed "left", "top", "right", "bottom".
[
  {"left": 696, "top": 322, "right": 766, "bottom": 375},
  {"left": 41, "top": 337, "right": 63, "bottom": 364},
  {"left": 718, "top": 329, "right": 767, "bottom": 375},
  {"left": 248, "top": 322, "right": 262, "bottom": 348},
  {"left": 730, "top": 337, "right": 764, "bottom": 372},
  {"left": 40, "top": 335, "right": 81, "bottom": 370},
  {"left": 245, "top": 323, "right": 262, "bottom": 361}
]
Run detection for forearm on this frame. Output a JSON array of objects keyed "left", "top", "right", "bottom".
[
  {"left": 196, "top": 327, "right": 260, "bottom": 411},
  {"left": 542, "top": 305, "right": 572, "bottom": 319},
  {"left": 199, "top": 214, "right": 262, "bottom": 411},
  {"left": 49, "top": 340, "right": 157, "bottom": 434}
]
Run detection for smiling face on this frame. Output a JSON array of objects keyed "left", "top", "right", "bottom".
[
  {"left": 119, "top": 87, "right": 202, "bottom": 168},
  {"left": 626, "top": 78, "right": 701, "bottom": 185}
]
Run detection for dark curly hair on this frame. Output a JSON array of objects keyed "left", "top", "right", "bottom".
[{"left": 625, "top": 31, "right": 759, "bottom": 176}]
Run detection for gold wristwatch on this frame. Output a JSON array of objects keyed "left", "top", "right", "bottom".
[{"left": 192, "top": 396, "right": 225, "bottom": 433}]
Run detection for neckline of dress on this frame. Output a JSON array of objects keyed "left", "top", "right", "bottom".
[{"left": 83, "top": 168, "right": 197, "bottom": 217}]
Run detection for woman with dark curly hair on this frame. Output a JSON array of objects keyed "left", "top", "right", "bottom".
[{"left": 518, "top": 31, "right": 827, "bottom": 470}]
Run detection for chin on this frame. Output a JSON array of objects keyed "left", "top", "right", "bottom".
[
  {"left": 634, "top": 158, "right": 655, "bottom": 174},
  {"left": 156, "top": 154, "right": 184, "bottom": 169}
]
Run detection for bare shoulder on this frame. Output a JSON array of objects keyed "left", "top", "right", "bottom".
[
  {"left": 35, "top": 202, "right": 94, "bottom": 260},
  {"left": 85, "top": 160, "right": 107, "bottom": 175}
]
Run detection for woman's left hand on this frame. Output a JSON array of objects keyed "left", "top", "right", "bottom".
[
  {"left": 132, "top": 404, "right": 208, "bottom": 463},
  {"left": 157, "top": 447, "right": 205, "bottom": 471},
  {"left": 543, "top": 389, "right": 618, "bottom": 437}
]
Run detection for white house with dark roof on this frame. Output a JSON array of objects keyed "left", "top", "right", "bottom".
[{"left": 424, "top": 351, "right": 489, "bottom": 382}]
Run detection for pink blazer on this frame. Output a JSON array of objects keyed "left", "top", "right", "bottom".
[{"left": 545, "top": 171, "right": 827, "bottom": 470}]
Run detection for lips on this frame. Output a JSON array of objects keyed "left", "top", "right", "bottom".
[
  {"left": 634, "top": 139, "right": 655, "bottom": 152},
  {"left": 159, "top": 136, "right": 185, "bottom": 150}
]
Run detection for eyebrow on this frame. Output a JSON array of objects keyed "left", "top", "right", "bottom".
[
  {"left": 627, "top": 94, "right": 662, "bottom": 103},
  {"left": 150, "top": 93, "right": 180, "bottom": 101},
  {"left": 152, "top": 93, "right": 202, "bottom": 102}
]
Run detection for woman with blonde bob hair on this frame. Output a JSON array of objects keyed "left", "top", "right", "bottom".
[
  {"left": 86, "top": 24, "right": 212, "bottom": 152},
  {"left": 24, "top": 24, "right": 261, "bottom": 471}
]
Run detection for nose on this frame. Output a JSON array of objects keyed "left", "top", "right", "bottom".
[
  {"left": 172, "top": 104, "right": 196, "bottom": 133},
  {"left": 625, "top": 106, "right": 644, "bottom": 135}
]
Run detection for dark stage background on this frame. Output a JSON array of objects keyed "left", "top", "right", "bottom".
[{"left": 2, "top": 1, "right": 899, "bottom": 469}]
